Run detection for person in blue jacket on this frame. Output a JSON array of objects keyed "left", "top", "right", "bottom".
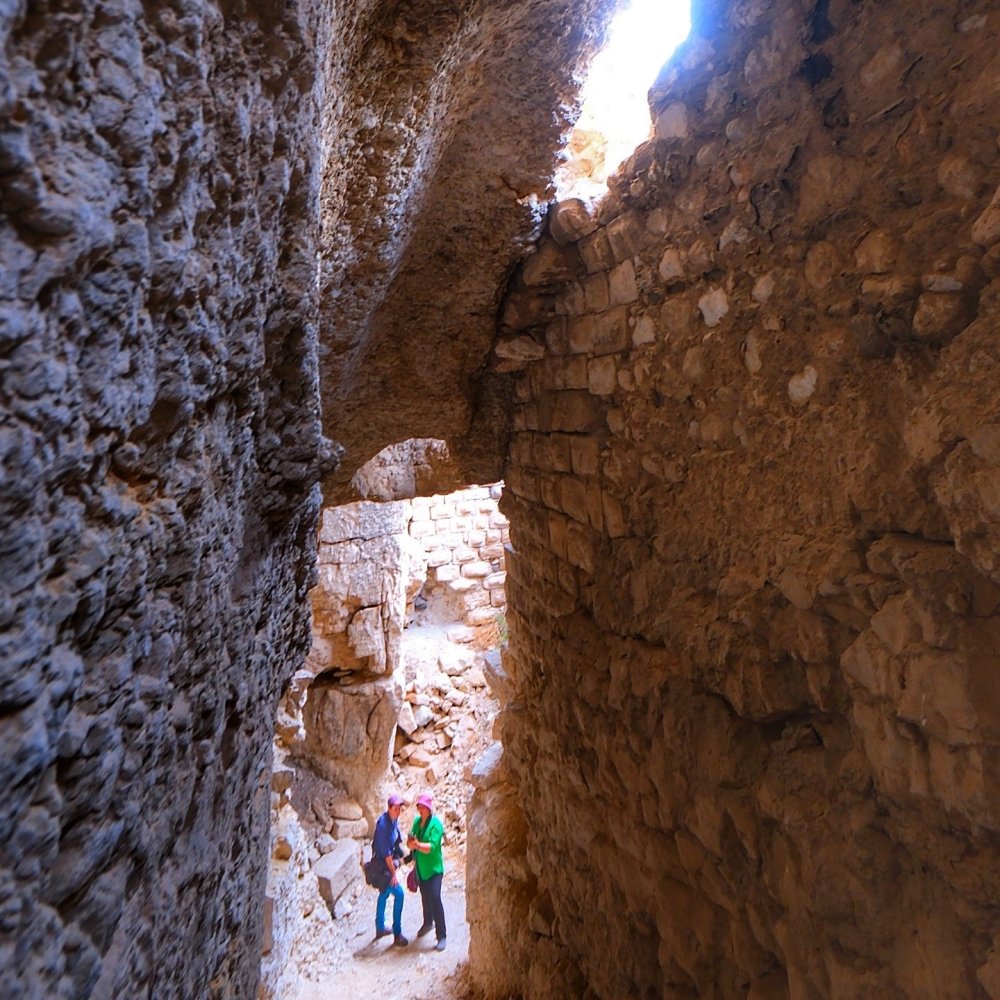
[{"left": 372, "top": 793, "right": 408, "bottom": 946}]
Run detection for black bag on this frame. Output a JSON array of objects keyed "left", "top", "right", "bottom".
[{"left": 364, "top": 856, "right": 391, "bottom": 891}]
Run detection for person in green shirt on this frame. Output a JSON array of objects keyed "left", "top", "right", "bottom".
[{"left": 406, "top": 792, "right": 447, "bottom": 951}]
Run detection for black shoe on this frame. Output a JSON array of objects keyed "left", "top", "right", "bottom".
[
  {"left": 375, "top": 928, "right": 391, "bottom": 941},
  {"left": 435, "top": 938, "right": 447, "bottom": 952},
  {"left": 417, "top": 922, "right": 434, "bottom": 938},
  {"left": 394, "top": 934, "right": 409, "bottom": 947}
]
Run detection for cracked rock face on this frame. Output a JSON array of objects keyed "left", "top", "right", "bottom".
[
  {"left": 470, "top": 0, "right": 1000, "bottom": 997},
  {"left": 0, "top": 0, "right": 333, "bottom": 995},
  {"left": 317, "top": 0, "right": 619, "bottom": 501}
]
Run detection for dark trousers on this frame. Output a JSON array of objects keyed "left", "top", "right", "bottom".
[{"left": 418, "top": 872, "right": 447, "bottom": 941}]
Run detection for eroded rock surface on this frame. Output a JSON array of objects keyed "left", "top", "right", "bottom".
[
  {"left": 471, "top": 0, "right": 1000, "bottom": 996},
  {"left": 317, "top": 0, "right": 620, "bottom": 499},
  {"left": 0, "top": 0, "right": 335, "bottom": 995}
]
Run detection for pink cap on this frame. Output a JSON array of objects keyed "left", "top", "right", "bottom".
[
  {"left": 416, "top": 793, "right": 433, "bottom": 810},
  {"left": 388, "top": 794, "right": 404, "bottom": 807}
]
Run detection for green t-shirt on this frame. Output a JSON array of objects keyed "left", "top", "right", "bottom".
[{"left": 410, "top": 814, "right": 445, "bottom": 880}]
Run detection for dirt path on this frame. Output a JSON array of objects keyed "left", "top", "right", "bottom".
[{"left": 296, "top": 863, "right": 473, "bottom": 1000}]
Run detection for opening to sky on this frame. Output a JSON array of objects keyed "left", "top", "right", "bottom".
[{"left": 556, "top": 0, "right": 692, "bottom": 200}]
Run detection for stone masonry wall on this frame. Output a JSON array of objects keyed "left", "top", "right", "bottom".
[
  {"left": 472, "top": 1, "right": 1000, "bottom": 997},
  {"left": 409, "top": 484, "right": 509, "bottom": 637},
  {"left": 289, "top": 488, "right": 508, "bottom": 808},
  {"left": 0, "top": 0, "right": 336, "bottom": 996}
]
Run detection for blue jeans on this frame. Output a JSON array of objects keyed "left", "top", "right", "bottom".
[{"left": 376, "top": 881, "right": 404, "bottom": 934}]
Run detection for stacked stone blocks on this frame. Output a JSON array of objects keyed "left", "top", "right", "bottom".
[{"left": 409, "top": 485, "right": 510, "bottom": 634}]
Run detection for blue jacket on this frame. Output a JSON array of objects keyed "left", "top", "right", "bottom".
[{"left": 372, "top": 811, "right": 401, "bottom": 861}]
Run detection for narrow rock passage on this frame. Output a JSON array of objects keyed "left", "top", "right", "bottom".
[{"left": 295, "top": 854, "right": 474, "bottom": 1000}]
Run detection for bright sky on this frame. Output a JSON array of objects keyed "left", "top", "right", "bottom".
[{"left": 560, "top": 0, "right": 691, "bottom": 196}]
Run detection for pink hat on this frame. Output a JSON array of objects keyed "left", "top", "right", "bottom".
[{"left": 416, "top": 793, "right": 433, "bottom": 810}]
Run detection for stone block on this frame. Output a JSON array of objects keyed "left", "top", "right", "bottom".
[
  {"left": 495, "top": 335, "right": 546, "bottom": 367},
  {"left": 330, "top": 817, "right": 369, "bottom": 839},
  {"left": 568, "top": 307, "right": 630, "bottom": 356},
  {"left": 454, "top": 546, "right": 477, "bottom": 563},
  {"left": 556, "top": 557, "right": 577, "bottom": 596},
  {"left": 588, "top": 356, "right": 618, "bottom": 396},
  {"left": 464, "top": 589, "right": 491, "bottom": 611},
  {"left": 412, "top": 704, "right": 435, "bottom": 728},
  {"left": 552, "top": 434, "right": 574, "bottom": 473},
  {"left": 570, "top": 436, "right": 600, "bottom": 476},
  {"left": 698, "top": 287, "right": 729, "bottom": 327},
  {"left": 435, "top": 564, "right": 460, "bottom": 583},
  {"left": 482, "top": 542, "right": 505, "bottom": 561},
  {"left": 469, "top": 742, "right": 505, "bottom": 790},
  {"left": 409, "top": 519, "right": 434, "bottom": 538},
  {"left": 659, "top": 247, "right": 684, "bottom": 280},
  {"left": 557, "top": 355, "right": 588, "bottom": 389},
  {"left": 485, "top": 571, "right": 507, "bottom": 590},
  {"left": 331, "top": 799, "right": 364, "bottom": 821},
  {"left": 320, "top": 503, "right": 410, "bottom": 544},
  {"left": 608, "top": 260, "right": 639, "bottom": 305},
  {"left": 425, "top": 548, "right": 451, "bottom": 568},
  {"left": 583, "top": 273, "right": 610, "bottom": 312},
  {"left": 539, "top": 391, "right": 606, "bottom": 434},
  {"left": 547, "top": 512, "right": 569, "bottom": 560},
  {"left": 461, "top": 560, "right": 491, "bottom": 578},
  {"left": 632, "top": 314, "right": 657, "bottom": 346},
  {"left": 560, "top": 476, "right": 590, "bottom": 526},
  {"left": 604, "top": 212, "right": 648, "bottom": 261},
  {"left": 521, "top": 240, "right": 580, "bottom": 286},
  {"left": 315, "top": 840, "right": 361, "bottom": 912},
  {"left": 398, "top": 700, "right": 418, "bottom": 734},
  {"left": 578, "top": 228, "right": 616, "bottom": 273}
]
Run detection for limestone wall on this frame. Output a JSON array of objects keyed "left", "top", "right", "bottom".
[
  {"left": 0, "top": 0, "right": 335, "bottom": 995},
  {"left": 409, "top": 485, "right": 509, "bottom": 637},
  {"left": 473, "top": 0, "right": 1000, "bottom": 996}
]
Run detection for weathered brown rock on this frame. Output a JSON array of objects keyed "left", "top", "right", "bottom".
[{"left": 471, "top": 1, "right": 1000, "bottom": 997}]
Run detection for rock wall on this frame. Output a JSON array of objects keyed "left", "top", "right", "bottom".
[
  {"left": 0, "top": 0, "right": 335, "bottom": 995},
  {"left": 473, "top": 0, "right": 1000, "bottom": 997},
  {"left": 291, "top": 489, "right": 507, "bottom": 810},
  {"left": 409, "top": 485, "right": 509, "bottom": 638},
  {"left": 288, "top": 503, "right": 418, "bottom": 819},
  {"left": 317, "top": 0, "right": 622, "bottom": 499}
]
